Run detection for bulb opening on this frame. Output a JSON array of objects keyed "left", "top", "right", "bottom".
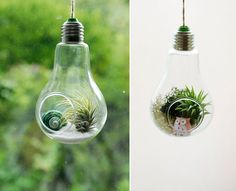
[
  {"left": 151, "top": 86, "right": 212, "bottom": 137},
  {"left": 38, "top": 93, "right": 76, "bottom": 134},
  {"left": 166, "top": 98, "right": 204, "bottom": 134}
]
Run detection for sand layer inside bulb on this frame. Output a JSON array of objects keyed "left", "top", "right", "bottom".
[{"left": 48, "top": 123, "right": 99, "bottom": 143}]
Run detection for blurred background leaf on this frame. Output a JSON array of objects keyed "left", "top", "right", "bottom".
[{"left": 0, "top": 0, "right": 129, "bottom": 190}]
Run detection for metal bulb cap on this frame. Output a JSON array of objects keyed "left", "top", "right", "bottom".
[
  {"left": 61, "top": 18, "right": 84, "bottom": 44},
  {"left": 174, "top": 25, "right": 194, "bottom": 51}
]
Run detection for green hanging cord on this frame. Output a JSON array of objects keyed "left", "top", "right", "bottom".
[
  {"left": 174, "top": 0, "right": 194, "bottom": 51},
  {"left": 179, "top": 0, "right": 190, "bottom": 32}
]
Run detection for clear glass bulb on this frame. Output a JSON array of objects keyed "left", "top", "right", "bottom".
[
  {"left": 35, "top": 18, "right": 107, "bottom": 144},
  {"left": 151, "top": 27, "right": 213, "bottom": 137}
]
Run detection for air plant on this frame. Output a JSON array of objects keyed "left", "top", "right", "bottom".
[
  {"left": 160, "top": 86, "right": 210, "bottom": 126},
  {"left": 61, "top": 97, "right": 96, "bottom": 133}
]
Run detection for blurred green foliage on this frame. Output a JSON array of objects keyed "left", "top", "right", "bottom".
[{"left": 0, "top": 0, "right": 129, "bottom": 190}]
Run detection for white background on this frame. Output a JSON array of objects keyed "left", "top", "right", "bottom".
[{"left": 131, "top": 0, "right": 236, "bottom": 190}]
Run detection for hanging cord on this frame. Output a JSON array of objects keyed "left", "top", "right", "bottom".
[
  {"left": 70, "top": 0, "right": 75, "bottom": 18},
  {"left": 174, "top": 0, "right": 194, "bottom": 50},
  {"left": 183, "top": 0, "right": 185, "bottom": 26},
  {"left": 62, "top": 0, "right": 84, "bottom": 43}
]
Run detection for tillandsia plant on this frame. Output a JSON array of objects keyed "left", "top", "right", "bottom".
[
  {"left": 61, "top": 96, "right": 97, "bottom": 133},
  {"left": 152, "top": 86, "right": 211, "bottom": 133}
]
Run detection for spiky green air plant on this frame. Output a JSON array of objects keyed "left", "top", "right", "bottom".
[
  {"left": 73, "top": 98, "right": 96, "bottom": 132},
  {"left": 62, "top": 97, "right": 96, "bottom": 133},
  {"left": 161, "top": 86, "right": 210, "bottom": 126}
]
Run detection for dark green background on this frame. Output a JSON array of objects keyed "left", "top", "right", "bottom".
[{"left": 0, "top": 0, "right": 129, "bottom": 190}]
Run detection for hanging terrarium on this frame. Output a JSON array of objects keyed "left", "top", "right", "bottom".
[
  {"left": 151, "top": 0, "right": 213, "bottom": 137},
  {"left": 35, "top": 0, "right": 107, "bottom": 144}
]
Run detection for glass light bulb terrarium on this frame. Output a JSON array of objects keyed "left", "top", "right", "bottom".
[
  {"left": 35, "top": 10, "right": 107, "bottom": 143},
  {"left": 151, "top": 26, "right": 213, "bottom": 137}
]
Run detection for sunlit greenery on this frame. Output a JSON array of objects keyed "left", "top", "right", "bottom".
[{"left": 0, "top": 0, "right": 129, "bottom": 190}]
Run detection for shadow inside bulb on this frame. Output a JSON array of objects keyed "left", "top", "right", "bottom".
[{"left": 37, "top": 92, "right": 100, "bottom": 144}]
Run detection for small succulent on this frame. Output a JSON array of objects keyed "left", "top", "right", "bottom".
[
  {"left": 160, "top": 86, "right": 210, "bottom": 125},
  {"left": 62, "top": 97, "right": 96, "bottom": 133}
]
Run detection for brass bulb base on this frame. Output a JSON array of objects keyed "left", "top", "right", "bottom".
[{"left": 174, "top": 27, "right": 194, "bottom": 51}]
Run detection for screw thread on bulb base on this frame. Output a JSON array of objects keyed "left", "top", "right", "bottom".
[
  {"left": 174, "top": 26, "right": 194, "bottom": 51},
  {"left": 61, "top": 18, "right": 84, "bottom": 44}
]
